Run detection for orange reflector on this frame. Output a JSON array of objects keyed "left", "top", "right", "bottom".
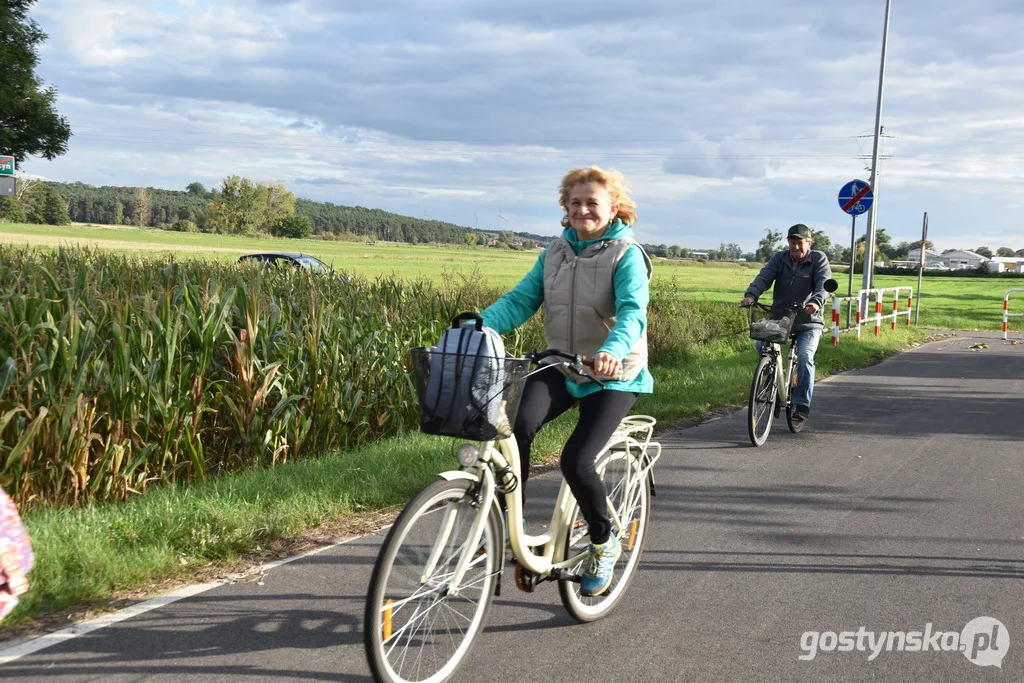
[
  {"left": 627, "top": 518, "right": 639, "bottom": 551},
  {"left": 383, "top": 599, "right": 393, "bottom": 640}
]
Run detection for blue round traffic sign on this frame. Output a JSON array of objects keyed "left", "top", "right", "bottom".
[{"left": 838, "top": 179, "right": 873, "bottom": 216}]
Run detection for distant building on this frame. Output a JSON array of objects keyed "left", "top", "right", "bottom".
[
  {"left": 987, "top": 257, "right": 1024, "bottom": 273},
  {"left": 942, "top": 250, "right": 988, "bottom": 270},
  {"left": 906, "top": 247, "right": 943, "bottom": 265},
  {"left": 906, "top": 248, "right": 989, "bottom": 270}
]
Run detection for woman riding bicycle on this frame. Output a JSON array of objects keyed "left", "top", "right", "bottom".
[{"left": 480, "top": 166, "right": 652, "bottom": 597}]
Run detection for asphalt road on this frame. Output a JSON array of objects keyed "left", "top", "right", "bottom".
[{"left": 3, "top": 331, "right": 1022, "bottom": 682}]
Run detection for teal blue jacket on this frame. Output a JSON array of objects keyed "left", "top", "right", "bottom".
[{"left": 481, "top": 219, "right": 653, "bottom": 398}]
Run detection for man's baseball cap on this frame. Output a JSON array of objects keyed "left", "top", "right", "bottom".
[{"left": 787, "top": 223, "right": 812, "bottom": 239}]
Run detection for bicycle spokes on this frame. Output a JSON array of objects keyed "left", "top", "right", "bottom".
[
  {"left": 559, "top": 449, "right": 652, "bottom": 622},
  {"left": 365, "top": 479, "right": 500, "bottom": 683}
]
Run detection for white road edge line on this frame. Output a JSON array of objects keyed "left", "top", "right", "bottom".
[{"left": 0, "top": 528, "right": 390, "bottom": 666}]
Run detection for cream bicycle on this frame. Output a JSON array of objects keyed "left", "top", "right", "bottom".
[
  {"left": 743, "top": 278, "right": 838, "bottom": 446},
  {"left": 363, "top": 348, "right": 661, "bottom": 683}
]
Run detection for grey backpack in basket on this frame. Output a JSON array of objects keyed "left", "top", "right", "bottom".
[{"left": 421, "top": 312, "right": 507, "bottom": 440}]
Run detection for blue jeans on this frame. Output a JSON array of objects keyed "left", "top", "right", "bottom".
[{"left": 757, "top": 328, "right": 822, "bottom": 409}]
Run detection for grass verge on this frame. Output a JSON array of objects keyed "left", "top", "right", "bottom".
[{"left": 5, "top": 326, "right": 929, "bottom": 637}]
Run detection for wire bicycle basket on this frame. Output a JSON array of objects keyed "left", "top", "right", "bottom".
[
  {"left": 748, "top": 311, "right": 795, "bottom": 343},
  {"left": 409, "top": 346, "right": 532, "bottom": 441}
]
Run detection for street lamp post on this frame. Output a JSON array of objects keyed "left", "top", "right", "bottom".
[{"left": 862, "top": 0, "right": 893, "bottom": 292}]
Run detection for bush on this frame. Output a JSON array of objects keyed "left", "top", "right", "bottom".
[
  {"left": 647, "top": 279, "right": 749, "bottom": 363},
  {"left": 0, "top": 196, "right": 25, "bottom": 223},
  {"left": 21, "top": 183, "right": 70, "bottom": 225},
  {"left": 171, "top": 219, "right": 199, "bottom": 233},
  {"left": 271, "top": 214, "right": 313, "bottom": 239}
]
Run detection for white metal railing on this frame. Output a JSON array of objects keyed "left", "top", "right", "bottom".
[
  {"left": 830, "top": 287, "right": 913, "bottom": 345},
  {"left": 1002, "top": 289, "right": 1024, "bottom": 339}
]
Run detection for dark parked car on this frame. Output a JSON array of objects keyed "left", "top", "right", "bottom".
[{"left": 238, "top": 252, "right": 331, "bottom": 273}]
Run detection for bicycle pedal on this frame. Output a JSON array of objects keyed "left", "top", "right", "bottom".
[{"left": 513, "top": 562, "right": 536, "bottom": 593}]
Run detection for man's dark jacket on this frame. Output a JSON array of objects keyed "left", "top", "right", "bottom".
[{"left": 744, "top": 250, "right": 832, "bottom": 331}]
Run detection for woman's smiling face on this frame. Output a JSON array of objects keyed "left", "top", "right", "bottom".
[{"left": 568, "top": 182, "right": 618, "bottom": 239}]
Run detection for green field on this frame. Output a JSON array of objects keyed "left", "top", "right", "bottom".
[
  {"left": 0, "top": 222, "right": 542, "bottom": 287},
  {"left": 2, "top": 222, "right": 1019, "bottom": 332}
]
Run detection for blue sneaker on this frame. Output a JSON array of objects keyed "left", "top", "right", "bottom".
[{"left": 580, "top": 535, "right": 621, "bottom": 597}]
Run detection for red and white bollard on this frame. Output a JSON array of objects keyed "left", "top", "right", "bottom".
[{"left": 1004, "top": 289, "right": 1024, "bottom": 339}]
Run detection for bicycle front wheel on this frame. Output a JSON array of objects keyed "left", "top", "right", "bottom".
[
  {"left": 748, "top": 354, "right": 777, "bottom": 446},
  {"left": 364, "top": 478, "right": 501, "bottom": 683},
  {"left": 558, "top": 448, "right": 652, "bottom": 622}
]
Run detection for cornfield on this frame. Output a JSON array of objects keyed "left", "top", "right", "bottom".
[{"left": 0, "top": 245, "right": 740, "bottom": 509}]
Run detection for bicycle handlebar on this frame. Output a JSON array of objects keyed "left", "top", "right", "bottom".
[
  {"left": 526, "top": 349, "right": 593, "bottom": 366},
  {"left": 740, "top": 278, "right": 840, "bottom": 312},
  {"left": 526, "top": 349, "right": 604, "bottom": 388},
  {"left": 740, "top": 300, "right": 775, "bottom": 313}
]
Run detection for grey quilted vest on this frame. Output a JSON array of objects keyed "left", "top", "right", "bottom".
[{"left": 543, "top": 236, "right": 653, "bottom": 384}]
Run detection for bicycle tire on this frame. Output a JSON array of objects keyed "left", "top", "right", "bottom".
[
  {"left": 364, "top": 478, "right": 501, "bottom": 683},
  {"left": 786, "top": 404, "right": 806, "bottom": 433},
  {"left": 558, "top": 448, "right": 652, "bottom": 622},
  {"left": 784, "top": 349, "right": 806, "bottom": 433},
  {"left": 748, "top": 354, "right": 776, "bottom": 446}
]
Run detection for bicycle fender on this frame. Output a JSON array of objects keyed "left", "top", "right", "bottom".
[{"left": 438, "top": 470, "right": 480, "bottom": 484}]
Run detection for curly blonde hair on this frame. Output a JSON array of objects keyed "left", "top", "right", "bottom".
[{"left": 558, "top": 166, "right": 638, "bottom": 227}]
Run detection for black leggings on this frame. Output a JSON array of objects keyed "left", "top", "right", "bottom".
[{"left": 513, "top": 367, "right": 638, "bottom": 545}]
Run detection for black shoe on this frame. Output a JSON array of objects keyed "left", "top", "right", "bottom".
[{"left": 792, "top": 405, "right": 810, "bottom": 422}]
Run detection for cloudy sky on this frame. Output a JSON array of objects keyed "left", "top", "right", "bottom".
[{"left": 22, "top": 0, "right": 1024, "bottom": 253}]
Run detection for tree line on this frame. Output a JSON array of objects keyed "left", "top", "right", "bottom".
[
  {"left": 0, "top": 177, "right": 710, "bottom": 257},
  {"left": 0, "top": 178, "right": 556, "bottom": 247},
  {"left": 751, "top": 227, "right": 1024, "bottom": 266},
  {"left": 17, "top": 176, "right": 986, "bottom": 264}
]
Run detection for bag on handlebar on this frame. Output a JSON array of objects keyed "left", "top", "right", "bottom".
[
  {"left": 419, "top": 312, "right": 508, "bottom": 441},
  {"left": 749, "top": 312, "right": 795, "bottom": 343}
]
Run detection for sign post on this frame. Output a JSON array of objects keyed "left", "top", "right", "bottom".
[
  {"left": 0, "top": 156, "right": 14, "bottom": 197},
  {"left": 915, "top": 212, "right": 927, "bottom": 325},
  {"left": 838, "top": 179, "right": 874, "bottom": 326}
]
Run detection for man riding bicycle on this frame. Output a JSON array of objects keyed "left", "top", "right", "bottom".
[{"left": 740, "top": 223, "right": 831, "bottom": 422}]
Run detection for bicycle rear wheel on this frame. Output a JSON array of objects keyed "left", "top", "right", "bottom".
[
  {"left": 558, "top": 448, "right": 652, "bottom": 622},
  {"left": 748, "top": 354, "right": 777, "bottom": 446},
  {"left": 786, "top": 404, "right": 806, "bottom": 433},
  {"left": 364, "top": 478, "right": 501, "bottom": 683},
  {"left": 785, "top": 352, "right": 806, "bottom": 433}
]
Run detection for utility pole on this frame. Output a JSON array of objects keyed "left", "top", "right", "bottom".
[{"left": 862, "top": 0, "right": 892, "bottom": 292}]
